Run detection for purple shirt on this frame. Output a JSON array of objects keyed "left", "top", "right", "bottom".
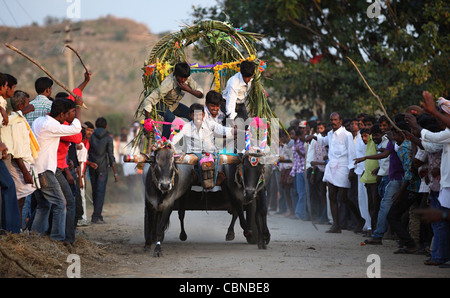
[
  {"left": 386, "top": 141, "right": 403, "bottom": 181},
  {"left": 290, "top": 139, "right": 306, "bottom": 176}
]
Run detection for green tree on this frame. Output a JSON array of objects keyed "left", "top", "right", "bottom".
[{"left": 192, "top": 0, "right": 449, "bottom": 119}]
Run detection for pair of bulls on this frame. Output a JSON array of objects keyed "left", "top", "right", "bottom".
[{"left": 126, "top": 146, "right": 276, "bottom": 257}]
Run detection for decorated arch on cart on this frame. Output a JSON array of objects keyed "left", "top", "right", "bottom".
[{"left": 132, "top": 20, "right": 281, "bottom": 154}]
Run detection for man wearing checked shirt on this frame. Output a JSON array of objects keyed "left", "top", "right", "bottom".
[{"left": 25, "top": 77, "right": 53, "bottom": 127}]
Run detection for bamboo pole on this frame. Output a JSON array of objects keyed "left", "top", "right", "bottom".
[{"left": 5, "top": 43, "right": 87, "bottom": 109}]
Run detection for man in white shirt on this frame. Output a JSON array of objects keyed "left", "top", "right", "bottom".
[
  {"left": 0, "top": 73, "right": 9, "bottom": 127},
  {"left": 307, "top": 112, "right": 365, "bottom": 233},
  {"left": 223, "top": 60, "right": 256, "bottom": 121},
  {"left": 31, "top": 97, "right": 83, "bottom": 242},
  {"left": 204, "top": 90, "right": 235, "bottom": 153},
  {"left": 172, "top": 103, "right": 217, "bottom": 154},
  {"left": 172, "top": 103, "right": 237, "bottom": 187}
]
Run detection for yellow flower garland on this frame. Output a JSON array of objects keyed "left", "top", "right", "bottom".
[
  {"left": 213, "top": 55, "right": 256, "bottom": 92},
  {"left": 145, "top": 55, "right": 257, "bottom": 90}
]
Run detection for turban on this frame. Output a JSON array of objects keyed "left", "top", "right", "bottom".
[{"left": 437, "top": 97, "right": 450, "bottom": 115}]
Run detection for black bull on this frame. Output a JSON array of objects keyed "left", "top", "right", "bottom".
[{"left": 139, "top": 147, "right": 275, "bottom": 256}]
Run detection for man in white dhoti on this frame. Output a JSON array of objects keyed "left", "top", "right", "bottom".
[{"left": 307, "top": 112, "right": 365, "bottom": 233}]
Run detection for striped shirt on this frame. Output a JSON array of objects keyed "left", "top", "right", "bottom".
[{"left": 25, "top": 95, "right": 52, "bottom": 127}]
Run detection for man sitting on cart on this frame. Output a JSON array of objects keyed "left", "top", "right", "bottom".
[{"left": 171, "top": 102, "right": 234, "bottom": 188}]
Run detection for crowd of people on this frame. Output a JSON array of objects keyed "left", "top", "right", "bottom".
[
  {"left": 1, "top": 60, "right": 449, "bottom": 271},
  {"left": 0, "top": 71, "right": 118, "bottom": 247},
  {"left": 268, "top": 91, "right": 450, "bottom": 267}
]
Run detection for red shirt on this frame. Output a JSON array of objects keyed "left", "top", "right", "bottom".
[
  {"left": 56, "top": 88, "right": 83, "bottom": 169},
  {"left": 57, "top": 124, "right": 82, "bottom": 169}
]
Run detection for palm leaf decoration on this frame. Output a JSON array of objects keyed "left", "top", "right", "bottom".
[{"left": 133, "top": 20, "right": 280, "bottom": 152}]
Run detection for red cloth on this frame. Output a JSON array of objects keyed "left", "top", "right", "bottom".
[
  {"left": 68, "top": 87, "right": 82, "bottom": 101},
  {"left": 83, "top": 138, "right": 90, "bottom": 152},
  {"left": 309, "top": 54, "right": 323, "bottom": 64},
  {"left": 57, "top": 121, "right": 82, "bottom": 169}
]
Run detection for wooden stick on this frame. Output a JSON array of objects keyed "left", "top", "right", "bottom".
[
  {"left": 5, "top": 43, "right": 87, "bottom": 109},
  {"left": 65, "top": 44, "right": 89, "bottom": 73},
  {"left": 346, "top": 57, "right": 402, "bottom": 133}
]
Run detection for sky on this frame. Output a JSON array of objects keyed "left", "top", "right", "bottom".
[{"left": 0, "top": 0, "right": 216, "bottom": 34}]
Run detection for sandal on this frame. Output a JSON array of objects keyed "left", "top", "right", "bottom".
[
  {"left": 394, "top": 247, "right": 418, "bottom": 254},
  {"left": 362, "top": 238, "right": 382, "bottom": 245},
  {"left": 424, "top": 260, "right": 443, "bottom": 266}
]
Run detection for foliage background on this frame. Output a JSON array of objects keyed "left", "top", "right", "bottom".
[{"left": 192, "top": 0, "right": 449, "bottom": 121}]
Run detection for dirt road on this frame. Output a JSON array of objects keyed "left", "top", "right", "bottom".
[{"left": 79, "top": 199, "right": 450, "bottom": 278}]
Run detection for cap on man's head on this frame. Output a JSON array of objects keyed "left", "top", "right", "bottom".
[{"left": 299, "top": 120, "right": 307, "bottom": 128}]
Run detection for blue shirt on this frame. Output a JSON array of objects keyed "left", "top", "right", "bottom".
[{"left": 396, "top": 140, "right": 421, "bottom": 192}]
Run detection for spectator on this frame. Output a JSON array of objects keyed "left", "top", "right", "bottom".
[
  {"left": 360, "top": 124, "right": 384, "bottom": 233},
  {"left": 406, "top": 106, "right": 450, "bottom": 264},
  {"left": 25, "top": 77, "right": 53, "bottom": 127},
  {"left": 376, "top": 116, "right": 392, "bottom": 212},
  {"left": 31, "top": 97, "right": 83, "bottom": 242},
  {"left": 310, "top": 121, "right": 329, "bottom": 224},
  {"left": 347, "top": 118, "right": 362, "bottom": 230},
  {"left": 356, "top": 128, "right": 404, "bottom": 245},
  {"left": 0, "top": 73, "right": 9, "bottom": 127},
  {"left": 4, "top": 73, "right": 17, "bottom": 114},
  {"left": 74, "top": 121, "right": 97, "bottom": 227},
  {"left": 305, "top": 120, "right": 318, "bottom": 220},
  {"left": 2, "top": 91, "right": 37, "bottom": 229},
  {"left": 75, "top": 128, "right": 90, "bottom": 227},
  {"left": 306, "top": 112, "right": 365, "bottom": 233},
  {"left": 279, "top": 128, "right": 295, "bottom": 217},
  {"left": 355, "top": 126, "right": 370, "bottom": 233},
  {"left": 288, "top": 126, "right": 308, "bottom": 221},
  {"left": 52, "top": 93, "right": 82, "bottom": 245},
  {"left": 88, "top": 117, "right": 118, "bottom": 224},
  {"left": 386, "top": 121, "right": 422, "bottom": 254},
  {"left": 0, "top": 73, "right": 20, "bottom": 233}
]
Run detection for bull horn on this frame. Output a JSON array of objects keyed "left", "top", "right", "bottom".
[
  {"left": 123, "top": 154, "right": 151, "bottom": 163},
  {"left": 174, "top": 154, "right": 199, "bottom": 165},
  {"left": 219, "top": 154, "right": 241, "bottom": 165}
]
